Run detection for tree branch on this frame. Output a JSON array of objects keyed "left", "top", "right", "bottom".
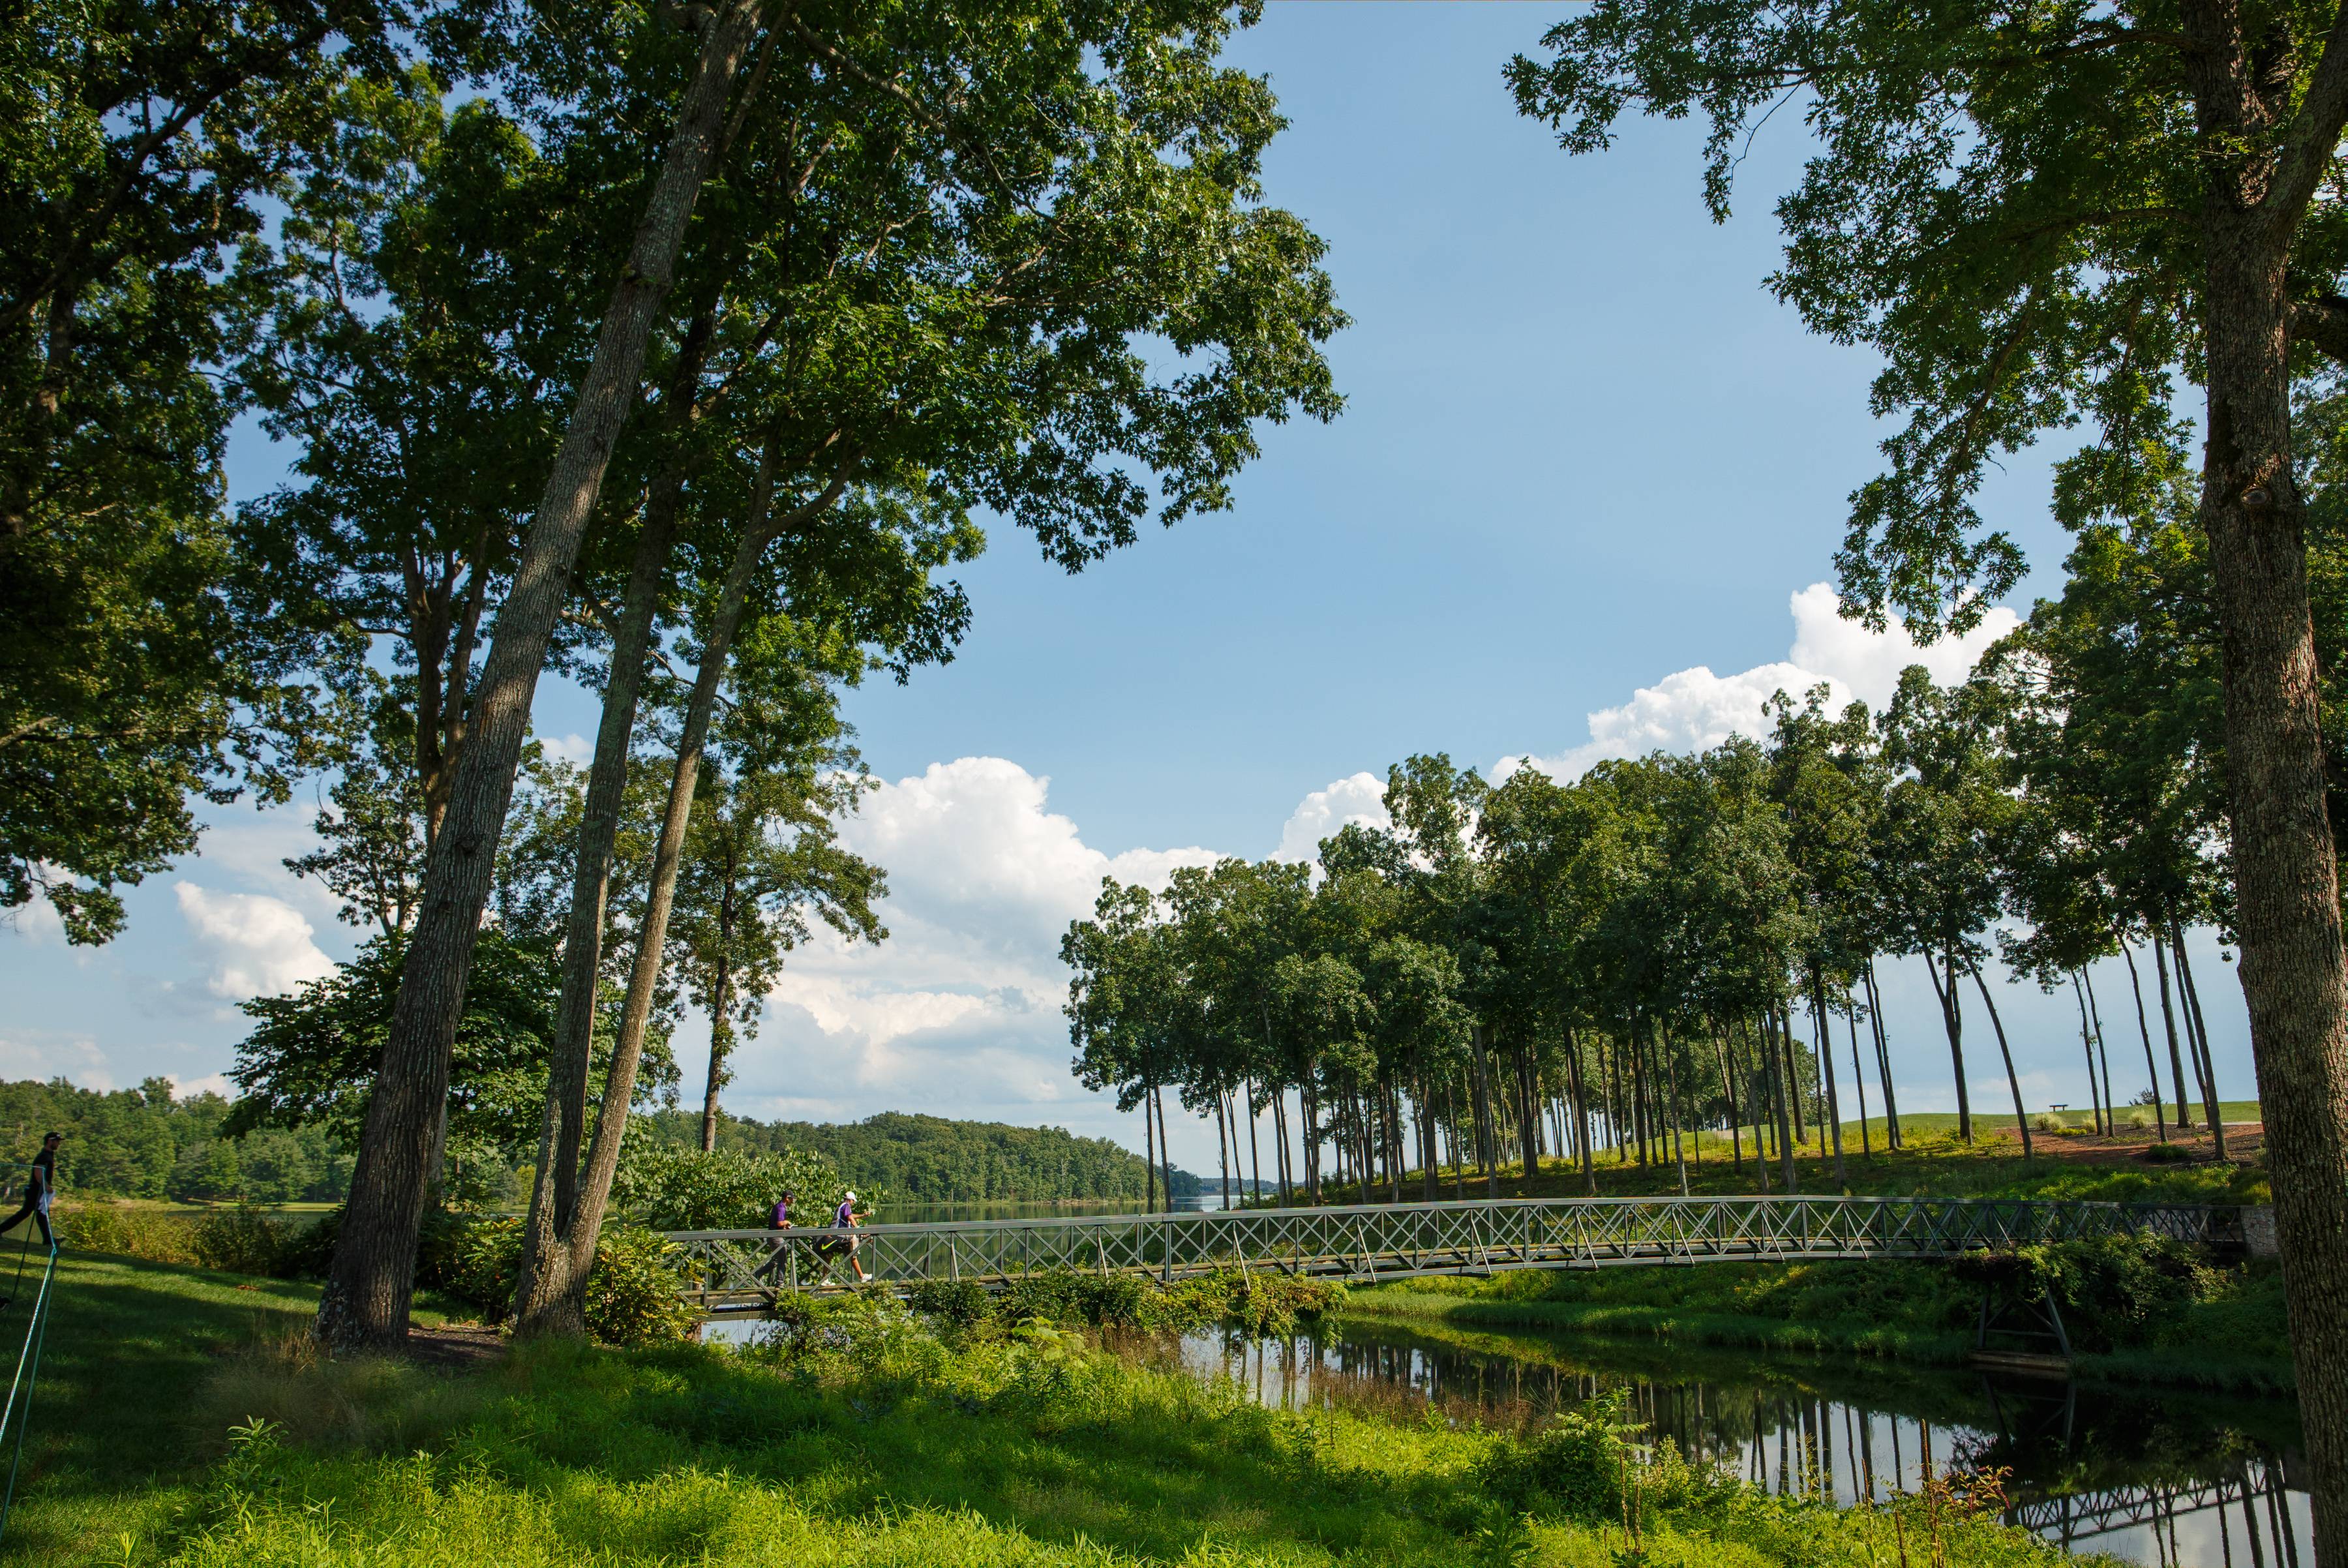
[
  {"left": 2293, "top": 293, "right": 2348, "bottom": 363},
  {"left": 2265, "top": 0, "right": 2348, "bottom": 224}
]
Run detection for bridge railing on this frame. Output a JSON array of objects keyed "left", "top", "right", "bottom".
[{"left": 661, "top": 1195, "right": 2242, "bottom": 1317}]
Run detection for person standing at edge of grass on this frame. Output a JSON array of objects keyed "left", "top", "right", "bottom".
[{"left": 0, "top": 1132, "right": 60, "bottom": 1252}]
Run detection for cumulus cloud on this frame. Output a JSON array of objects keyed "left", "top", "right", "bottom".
[
  {"left": 724, "top": 758, "right": 1221, "bottom": 1127},
  {"left": 174, "top": 883, "right": 335, "bottom": 1001},
  {"left": 1506, "top": 584, "right": 2021, "bottom": 781},
  {"left": 1272, "top": 772, "right": 1391, "bottom": 863}
]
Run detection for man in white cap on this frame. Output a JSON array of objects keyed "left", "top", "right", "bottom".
[{"left": 830, "top": 1189, "right": 869, "bottom": 1283}]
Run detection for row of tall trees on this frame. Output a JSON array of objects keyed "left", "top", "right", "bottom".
[
  {"left": 7, "top": 0, "right": 1344, "bottom": 1351},
  {"left": 1066, "top": 638, "right": 2253, "bottom": 1210}
]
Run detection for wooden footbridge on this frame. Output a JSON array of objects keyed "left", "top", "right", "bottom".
[{"left": 663, "top": 1195, "right": 2248, "bottom": 1320}]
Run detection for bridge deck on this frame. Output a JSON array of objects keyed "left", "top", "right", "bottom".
[{"left": 665, "top": 1195, "right": 2241, "bottom": 1319}]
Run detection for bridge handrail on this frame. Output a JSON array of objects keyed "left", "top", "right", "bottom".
[{"left": 659, "top": 1194, "right": 2241, "bottom": 1244}]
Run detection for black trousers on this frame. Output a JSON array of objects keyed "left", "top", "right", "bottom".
[{"left": 0, "top": 1195, "right": 50, "bottom": 1248}]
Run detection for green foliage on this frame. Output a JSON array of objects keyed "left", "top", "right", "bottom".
[
  {"left": 906, "top": 1267, "right": 1346, "bottom": 1341},
  {"left": 653, "top": 1108, "right": 1188, "bottom": 1203},
  {"left": 579, "top": 1229, "right": 700, "bottom": 1348},
  {"left": 0, "top": 1078, "right": 349, "bottom": 1203},
  {"left": 190, "top": 1208, "right": 304, "bottom": 1276},
  {"left": 607, "top": 1139, "right": 849, "bottom": 1231},
  {"left": 55, "top": 1203, "right": 203, "bottom": 1265},
  {"left": 2009, "top": 1235, "right": 2221, "bottom": 1353}
]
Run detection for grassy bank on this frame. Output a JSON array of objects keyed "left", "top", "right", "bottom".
[
  {"left": 1342, "top": 1237, "right": 2294, "bottom": 1393},
  {"left": 18, "top": 1257, "right": 2111, "bottom": 1567}
]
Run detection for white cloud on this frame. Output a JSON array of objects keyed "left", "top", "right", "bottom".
[
  {"left": 723, "top": 759, "right": 1222, "bottom": 1126},
  {"left": 1785, "top": 582, "right": 2019, "bottom": 711},
  {"left": 173, "top": 883, "right": 335, "bottom": 1001},
  {"left": 1506, "top": 584, "right": 2022, "bottom": 781},
  {"left": 542, "top": 732, "right": 595, "bottom": 767},
  {"left": 1272, "top": 772, "right": 1391, "bottom": 863},
  {"left": 168, "top": 1072, "right": 235, "bottom": 1100},
  {"left": 0, "top": 1033, "right": 113, "bottom": 1091}
]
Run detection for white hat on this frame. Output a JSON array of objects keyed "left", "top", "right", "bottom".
[{"left": 844, "top": 1190, "right": 857, "bottom": 1201}]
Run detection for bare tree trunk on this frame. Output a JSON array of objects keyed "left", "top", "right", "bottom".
[
  {"left": 1810, "top": 970, "right": 1847, "bottom": 1183},
  {"left": 318, "top": 0, "right": 765, "bottom": 1352},
  {"left": 1844, "top": 1004, "right": 1871, "bottom": 1158},
  {"left": 2171, "top": 924, "right": 2230, "bottom": 1158},
  {"left": 1566, "top": 1023, "right": 1596, "bottom": 1194},
  {"left": 2083, "top": 965, "right": 2118, "bottom": 1136},
  {"left": 1865, "top": 959, "right": 1901, "bottom": 1147},
  {"left": 1925, "top": 950, "right": 1973, "bottom": 1142},
  {"left": 699, "top": 957, "right": 733, "bottom": 1154},
  {"left": 1964, "top": 958, "right": 2034, "bottom": 1158},
  {"left": 2152, "top": 930, "right": 2196, "bottom": 1130},
  {"left": 1471, "top": 1025, "right": 1499, "bottom": 1196},
  {"left": 2120, "top": 940, "right": 2169, "bottom": 1140},
  {"left": 2071, "top": 972, "right": 2105, "bottom": 1136},
  {"left": 1142, "top": 1075, "right": 1156, "bottom": 1212}
]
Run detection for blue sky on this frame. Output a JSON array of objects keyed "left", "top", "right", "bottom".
[{"left": 0, "top": 5, "right": 2251, "bottom": 1170}]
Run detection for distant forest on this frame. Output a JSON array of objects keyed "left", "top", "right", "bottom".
[
  {"left": 0, "top": 1078, "right": 348, "bottom": 1203},
  {"left": 641, "top": 1109, "right": 1203, "bottom": 1203},
  {"left": 0, "top": 1081, "right": 1194, "bottom": 1206}
]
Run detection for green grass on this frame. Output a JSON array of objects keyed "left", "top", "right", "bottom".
[
  {"left": 3, "top": 1251, "right": 455, "bottom": 1561},
  {"left": 17, "top": 1258, "right": 2113, "bottom": 1567}
]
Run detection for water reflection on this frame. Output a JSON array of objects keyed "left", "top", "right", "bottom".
[{"left": 1157, "top": 1322, "right": 2308, "bottom": 1567}]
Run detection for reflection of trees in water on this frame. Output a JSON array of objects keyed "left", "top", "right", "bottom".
[{"left": 1145, "top": 1324, "right": 2310, "bottom": 1565}]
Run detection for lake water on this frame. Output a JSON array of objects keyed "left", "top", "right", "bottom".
[{"left": 1155, "top": 1318, "right": 2308, "bottom": 1567}]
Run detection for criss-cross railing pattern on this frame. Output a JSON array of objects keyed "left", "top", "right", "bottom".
[{"left": 663, "top": 1196, "right": 2242, "bottom": 1318}]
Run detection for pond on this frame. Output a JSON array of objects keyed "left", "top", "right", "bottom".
[{"left": 1152, "top": 1316, "right": 2308, "bottom": 1567}]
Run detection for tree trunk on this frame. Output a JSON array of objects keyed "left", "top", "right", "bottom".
[
  {"left": 1470, "top": 1024, "right": 1499, "bottom": 1196},
  {"left": 532, "top": 456, "right": 790, "bottom": 1333},
  {"left": 2083, "top": 965, "right": 2118, "bottom": 1138},
  {"left": 1566, "top": 1023, "right": 1597, "bottom": 1194},
  {"left": 2071, "top": 972, "right": 2104, "bottom": 1136},
  {"left": 1810, "top": 970, "right": 1847, "bottom": 1184},
  {"left": 1767, "top": 1011, "right": 1797, "bottom": 1192},
  {"left": 2171, "top": 924, "right": 2231, "bottom": 1158},
  {"left": 2151, "top": 930, "right": 2196, "bottom": 1129},
  {"left": 1964, "top": 957, "right": 2034, "bottom": 1159},
  {"left": 1925, "top": 950, "right": 1972, "bottom": 1142},
  {"left": 1659, "top": 1021, "right": 1689, "bottom": 1195},
  {"left": 1142, "top": 1076, "right": 1156, "bottom": 1212},
  {"left": 318, "top": 0, "right": 765, "bottom": 1352},
  {"left": 1865, "top": 959, "right": 1901, "bottom": 1148},
  {"left": 1713, "top": 1026, "right": 1744, "bottom": 1171},
  {"left": 1154, "top": 1080, "right": 1174, "bottom": 1210},
  {"left": 1514, "top": 1040, "right": 1540, "bottom": 1180},
  {"left": 2185, "top": 143, "right": 2348, "bottom": 1557},
  {"left": 700, "top": 953, "right": 733, "bottom": 1154},
  {"left": 2120, "top": 940, "right": 2169, "bottom": 1139},
  {"left": 1844, "top": 1004, "right": 1871, "bottom": 1158},
  {"left": 509, "top": 321, "right": 717, "bottom": 1334}
]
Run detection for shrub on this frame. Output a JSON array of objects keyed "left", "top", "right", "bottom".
[
  {"left": 2142, "top": 1140, "right": 2194, "bottom": 1164},
  {"left": 190, "top": 1207, "right": 298, "bottom": 1276},
  {"left": 582, "top": 1228, "right": 700, "bottom": 1347},
  {"left": 2122, "top": 1107, "right": 2156, "bottom": 1130},
  {"left": 1477, "top": 1395, "right": 1634, "bottom": 1518},
  {"left": 421, "top": 1214, "right": 524, "bottom": 1319},
  {"left": 55, "top": 1203, "right": 200, "bottom": 1264},
  {"left": 905, "top": 1277, "right": 992, "bottom": 1327},
  {"left": 2011, "top": 1235, "right": 2205, "bottom": 1351}
]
